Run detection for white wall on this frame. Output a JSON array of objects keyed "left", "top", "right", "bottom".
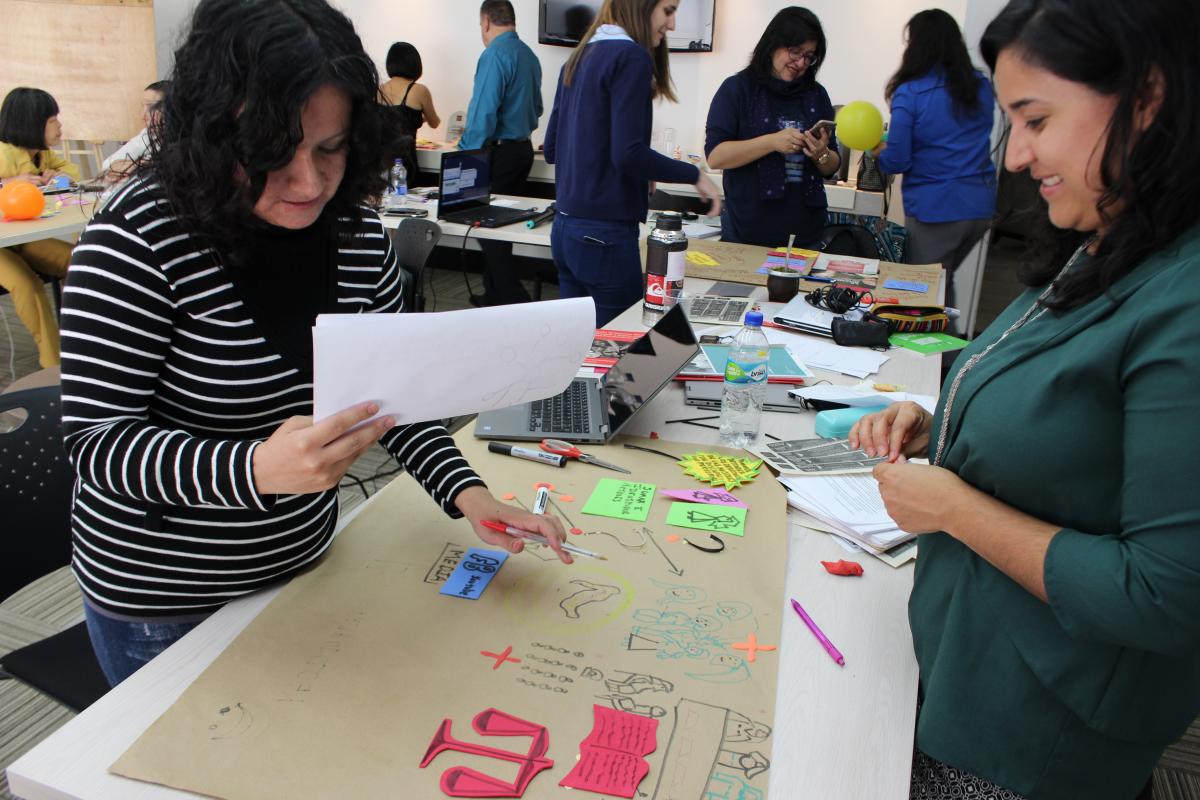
[{"left": 153, "top": 0, "right": 997, "bottom": 157}]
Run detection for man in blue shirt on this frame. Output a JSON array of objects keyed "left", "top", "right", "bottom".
[{"left": 461, "top": 0, "right": 544, "bottom": 307}]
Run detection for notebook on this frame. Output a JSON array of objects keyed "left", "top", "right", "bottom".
[
  {"left": 436, "top": 149, "right": 539, "bottom": 228},
  {"left": 473, "top": 303, "right": 699, "bottom": 443}
]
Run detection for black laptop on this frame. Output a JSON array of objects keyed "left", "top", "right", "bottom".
[
  {"left": 474, "top": 304, "right": 699, "bottom": 443},
  {"left": 436, "top": 149, "right": 540, "bottom": 228}
]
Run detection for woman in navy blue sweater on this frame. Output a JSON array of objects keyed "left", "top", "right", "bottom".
[
  {"left": 704, "top": 7, "right": 840, "bottom": 248},
  {"left": 874, "top": 10, "right": 996, "bottom": 315},
  {"left": 544, "top": 0, "right": 721, "bottom": 327}
]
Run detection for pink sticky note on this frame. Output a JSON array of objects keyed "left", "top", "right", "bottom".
[
  {"left": 559, "top": 706, "right": 658, "bottom": 798},
  {"left": 660, "top": 488, "right": 748, "bottom": 508}
]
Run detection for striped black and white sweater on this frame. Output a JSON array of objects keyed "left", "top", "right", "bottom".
[{"left": 60, "top": 177, "right": 485, "bottom": 618}]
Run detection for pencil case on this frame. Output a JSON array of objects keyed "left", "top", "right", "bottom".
[{"left": 869, "top": 304, "right": 949, "bottom": 334}]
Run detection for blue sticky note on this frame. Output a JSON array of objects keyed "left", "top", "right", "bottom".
[
  {"left": 883, "top": 279, "right": 928, "bottom": 293},
  {"left": 439, "top": 547, "right": 509, "bottom": 600}
]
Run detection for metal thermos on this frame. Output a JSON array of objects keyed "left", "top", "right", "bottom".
[{"left": 643, "top": 212, "right": 688, "bottom": 325}]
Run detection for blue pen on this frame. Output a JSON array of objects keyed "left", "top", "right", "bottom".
[{"left": 802, "top": 275, "right": 834, "bottom": 283}]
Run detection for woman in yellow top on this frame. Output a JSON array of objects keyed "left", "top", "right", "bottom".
[{"left": 0, "top": 87, "right": 79, "bottom": 368}]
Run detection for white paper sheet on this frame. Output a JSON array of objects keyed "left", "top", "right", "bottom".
[
  {"left": 788, "top": 384, "right": 938, "bottom": 414},
  {"left": 761, "top": 327, "right": 890, "bottom": 378},
  {"left": 313, "top": 297, "right": 596, "bottom": 423}
]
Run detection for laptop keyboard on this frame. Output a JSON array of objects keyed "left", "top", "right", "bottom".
[{"left": 528, "top": 380, "right": 590, "bottom": 434}]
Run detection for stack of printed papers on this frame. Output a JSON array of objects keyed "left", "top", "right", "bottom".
[
  {"left": 779, "top": 473, "right": 914, "bottom": 555},
  {"left": 762, "top": 327, "right": 890, "bottom": 379}
]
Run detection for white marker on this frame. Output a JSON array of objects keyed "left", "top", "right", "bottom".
[{"left": 532, "top": 486, "right": 550, "bottom": 515}]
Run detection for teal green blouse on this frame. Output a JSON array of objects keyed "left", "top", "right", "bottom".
[{"left": 912, "top": 225, "right": 1200, "bottom": 800}]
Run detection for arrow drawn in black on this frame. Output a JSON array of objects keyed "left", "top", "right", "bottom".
[{"left": 642, "top": 526, "right": 683, "bottom": 577}]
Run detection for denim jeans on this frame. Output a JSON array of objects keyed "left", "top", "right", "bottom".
[
  {"left": 84, "top": 603, "right": 203, "bottom": 687},
  {"left": 550, "top": 213, "right": 642, "bottom": 327}
]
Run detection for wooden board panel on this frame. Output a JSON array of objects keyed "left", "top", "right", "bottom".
[{"left": 1, "top": 0, "right": 156, "bottom": 141}]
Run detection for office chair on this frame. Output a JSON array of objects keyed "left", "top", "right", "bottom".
[
  {"left": 0, "top": 386, "right": 111, "bottom": 711},
  {"left": 389, "top": 217, "right": 441, "bottom": 312}
]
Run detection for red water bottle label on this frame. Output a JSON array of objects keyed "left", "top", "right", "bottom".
[{"left": 644, "top": 274, "right": 666, "bottom": 307}]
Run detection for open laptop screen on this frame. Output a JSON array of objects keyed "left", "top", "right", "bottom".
[
  {"left": 439, "top": 149, "right": 492, "bottom": 212},
  {"left": 602, "top": 304, "right": 699, "bottom": 436}
]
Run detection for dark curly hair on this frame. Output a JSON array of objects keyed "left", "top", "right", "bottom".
[
  {"left": 887, "top": 10, "right": 982, "bottom": 115},
  {"left": 143, "top": 0, "right": 399, "bottom": 260},
  {"left": 982, "top": 0, "right": 1200, "bottom": 309}
]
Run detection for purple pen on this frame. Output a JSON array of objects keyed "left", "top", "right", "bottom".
[{"left": 790, "top": 598, "right": 845, "bottom": 666}]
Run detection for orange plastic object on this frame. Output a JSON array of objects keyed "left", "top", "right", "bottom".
[
  {"left": 502, "top": 493, "right": 515, "bottom": 501},
  {"left": 0, "top": 182, "right": 44, "bottom": 220},
  {"left": 559, "top": 495, "right": 575, "bottom": 502},
  {"left": 821, "top": 559, "right": 864, "bottom": 577},
  {"left": 665, "top": 534, "right": 681, "bottom": 543},
  {"left": 533, "top": 482, "right": 555, "bottom": 491},
  {"left": 569, "top": 528, "right": 583, "bottom": 535}
]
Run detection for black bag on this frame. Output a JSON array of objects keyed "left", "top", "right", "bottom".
[
  {"left": 856, "top": 152, "right": 887, "bottom": 192},
  {"left": 818, "top": 223, "right": 883, "bottom": 259}
]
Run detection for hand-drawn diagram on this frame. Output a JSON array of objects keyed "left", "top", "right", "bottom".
[
  {"left": 626, "top": 581, "right": 767, "bottom": 683},
  {"left": 420, "top": 707, "right": 554, "bottom": 797},
  {"left": 685, "top": 509, "right": 742, "bottom": 530},
  {"left": 206, "top": 702, "right": 255, "bottom": 740},
  {"left": 585, "top": 528, "right": 649, "bottom": 551},
  {"left": 559, "top": 579, "right": 621, "bottom": 619},
  {"left": 583, "top": 668, "right": 676, "bottom": 719},
  {"left": 643, "top": 527, "right": 685, "bottom": 576},
  {"left": 650, "top": 699, "right": 772, "bottom": 800}
]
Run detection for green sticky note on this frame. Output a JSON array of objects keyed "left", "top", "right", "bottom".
[
  {"left": 888, "top": 332, "right": 968, "bottom": 355},
  {"left": 665, "top": 502, "right": 747, "bottom": 536},
  {"left": 581, "top": 479, "right": 656, "bottom": 521}
]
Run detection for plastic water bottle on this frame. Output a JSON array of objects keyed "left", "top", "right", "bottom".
[
  {"left": 642, "top": 212, "right": 688, "bottom": 325},
  {"left": 719, "top": 311, "right": 769, "bottom": 448},
  {"left": 385, "top": 159, "right": 407, "bottom": 209}
]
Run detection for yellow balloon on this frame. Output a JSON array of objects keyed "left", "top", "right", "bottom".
[{"left": 835, "top": 101, "right": 884, "bottom": 151}]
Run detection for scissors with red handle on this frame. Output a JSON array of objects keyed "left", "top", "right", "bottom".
[{"left": 540, "top": 439, "right": 632, "bottom": 474}]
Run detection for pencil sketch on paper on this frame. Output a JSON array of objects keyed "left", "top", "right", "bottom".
[
  {"left": 206, "top": 702, "right": 255, "bottom": 740},
  {"left": 582, "top": 668, "right": 676, "bottom": 719},
  {"left": 649, "top": 699, "right": 773, "bottom": 800},
  {"left": 559, "top": 579, "right": 622, "bottom": 619}
]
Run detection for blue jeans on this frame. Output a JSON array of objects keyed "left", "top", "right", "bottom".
[
  {"left": 550, "top": 213, "right": 642, "bottom": 327},
  {"left": 84, "top": 604, "right": 203, "bottom": 687}
]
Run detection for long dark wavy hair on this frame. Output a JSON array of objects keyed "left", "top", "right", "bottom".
[
  {"left": 747, "top": 7, "right": 826, "bottom": 87},
  {"left": 143, "top": 0, "right": 397, "bottom": 259},
  {"left": 982, "top": 0, "right": 1200, "bottom": 309},
  {"left": 886, "top": 10, "right": 981, "bottom": 114}
]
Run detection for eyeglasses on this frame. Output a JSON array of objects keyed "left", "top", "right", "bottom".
[{"left": 785, "top": 48, "right": 820, "bottom": 66}]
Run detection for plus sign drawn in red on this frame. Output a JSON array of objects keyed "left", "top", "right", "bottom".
[
  {"left": 480, "top": 644, "right": 522, "bottom": 670},
  {"left": 731, "top": 633, "right": 777, "bottom": 664}
]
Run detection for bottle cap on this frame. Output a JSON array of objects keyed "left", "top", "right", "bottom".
[
  {"left": 745, "top": 311, "right": 764, "bottom": 327},
  {"left": 654, "top": 213, "right": 682, "bottom": 231}
]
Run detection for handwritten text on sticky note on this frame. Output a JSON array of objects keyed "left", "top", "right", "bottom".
[
  {"left": 581, "top": 479, "right": 656, "bottom": 521},
  {"left": 439, "top": 548, "right": 509, "bottom": 600}
]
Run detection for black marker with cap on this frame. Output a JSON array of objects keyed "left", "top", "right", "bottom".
[{"left": 487, "top": 441, "right": 567, "bottom": 467}]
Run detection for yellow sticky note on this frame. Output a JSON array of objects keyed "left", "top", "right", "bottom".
[{"left": 687, "top": 251, "right": 720, "bottom": 267}]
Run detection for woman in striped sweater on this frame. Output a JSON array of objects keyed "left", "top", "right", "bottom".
[{"left": 60, "top": 0, "right": 569, "bottom": 688}]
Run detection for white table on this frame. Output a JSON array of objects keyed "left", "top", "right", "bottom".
[
  {"left": 415, "top": 144, "right": 885, "bottom": 216},
  {"left": 381, "top": 193, "right": 555, "bottom": 261},
  {"left": 0, "top": 199, "right": 94, "bottom": 249},
  {"left": 8, "top": 282, "right": 938, "bottom": 799}
]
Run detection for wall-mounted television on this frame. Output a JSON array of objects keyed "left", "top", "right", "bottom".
[{"left": 538, "top": 0, "right": 716, "bottom": 52}]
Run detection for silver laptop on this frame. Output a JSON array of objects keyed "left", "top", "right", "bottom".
[
  {"left": 473, "top": 303, "right": 699, "bottom": 443},
  {"left": 772, "top": 292, "right": 838, "bottom": 338}
]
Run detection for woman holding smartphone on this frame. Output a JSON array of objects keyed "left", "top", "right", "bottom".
[
  {"left": 874, "top": 10, "right": 996, "bottom": 318},
  {"left": 543, "top": 0, "right": 721, "bottom": 327},
  {"left": 704, "top": 7, "right": 839, "bottom": 248}
]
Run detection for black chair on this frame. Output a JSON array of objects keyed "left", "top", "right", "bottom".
[
  {"left": 389, "top": 217, "right": 441, "bottom": 312},
  {"left": 0, "top": 386, "right": 111, "bottom": 711}
]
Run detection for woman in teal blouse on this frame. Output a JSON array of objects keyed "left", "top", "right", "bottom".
[{"left": 851, "top": 0, "right": 1200, "bottom": 798}]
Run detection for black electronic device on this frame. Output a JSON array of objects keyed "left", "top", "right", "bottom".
[
  {"left": 538, "top": 0, "right": 716, "bottom": 52},
  {"left": 436, "top": 149, "right": 539, "bottom": 228}
]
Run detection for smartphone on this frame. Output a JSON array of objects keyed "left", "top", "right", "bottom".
[{"left": 809, "top": 119, "right": 836, "bottom": 137}]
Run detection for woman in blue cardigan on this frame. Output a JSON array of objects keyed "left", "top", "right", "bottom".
[
  {"left": 853, "top": 0, "right": 1199, "bottom": 798},
  {"left": 874, "top": 10, "right": 996, "bottom": 315},
  {"left": 544, "top": 0, "right": 721, "bottom": 327}
]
